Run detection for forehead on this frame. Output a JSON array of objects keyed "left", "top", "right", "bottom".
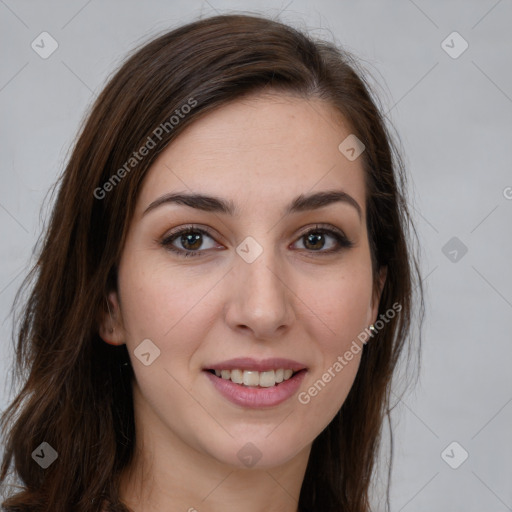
[{"left": 137, "top": 92, "right": 366, "bottom": 219}]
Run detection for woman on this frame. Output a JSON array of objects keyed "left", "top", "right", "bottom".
[{"left": 0, "top": 13, "right": 423, "bottom": 512}]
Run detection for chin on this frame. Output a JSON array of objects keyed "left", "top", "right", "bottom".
[{"left": 199, "top": 430, "right": 309, "bottom": 470}]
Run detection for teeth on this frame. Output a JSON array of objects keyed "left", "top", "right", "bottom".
[
  {"left": 212, "top": 368, "right": 297, "bottom": 387},
  {"left": 230, "top": 369, "right": 243, "bottom": 384},
  {"left": 243, "top": 371, "right": 260, "bottom": 387},
  {"left": 259, "top": 370, "right": 276, "bottom": 388}
]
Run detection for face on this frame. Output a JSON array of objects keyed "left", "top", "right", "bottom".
[{"left": 101, "top": 92, "right": 386, "bottom": 470}]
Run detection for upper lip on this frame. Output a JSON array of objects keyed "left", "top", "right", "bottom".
[{"left": 204, "top": 357, "right": 307, "bottom": 372}]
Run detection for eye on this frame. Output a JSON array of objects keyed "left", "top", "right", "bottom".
[
  {"left": 160, "top": 225, "right": 220, "bottom": 258},
  {"left": 292, "top": 224, "right": 354, "bottom": 255},
  {"left": 160, "top": 223, "right": 354, "bottom": 258}
]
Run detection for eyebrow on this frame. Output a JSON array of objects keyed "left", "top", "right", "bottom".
[{"left": 143, "top": 189, "right": 362, "bottom": 221}]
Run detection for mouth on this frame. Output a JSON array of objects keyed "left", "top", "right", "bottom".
[
  {"left": 202, "top": 357, "right": 308, "bottom": 407},
  {"left": 204, "top": 368, "right": 306, "bottom": 388},
  {"left": 203, "top": 366, "right": 308, "bottom": 408}
]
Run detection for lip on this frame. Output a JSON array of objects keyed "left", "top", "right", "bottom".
[
  {"left": 203, "top": 357, "right": 307, "bottom": 372},
  {"left": 204, "top": 368, "right": 307, "bottom": 408}
]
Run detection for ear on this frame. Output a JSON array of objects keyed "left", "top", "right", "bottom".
[
  {"left": 370, "top": 266, "right": 387, "bottom": 322},
  {"left": 98, "top": 290, "right": 126, "bottom": 346}
]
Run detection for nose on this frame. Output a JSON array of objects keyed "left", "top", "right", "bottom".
[{"left": 224, "top": 245, "right": 295, "bottom": 340}]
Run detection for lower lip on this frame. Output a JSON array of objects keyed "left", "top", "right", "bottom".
[{"left": 204, "top": 370, "right": 307, "bottom": 408}]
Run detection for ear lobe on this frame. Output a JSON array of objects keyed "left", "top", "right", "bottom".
[{"left": 98, "top": 291, "right": 125, "bottom": 346}]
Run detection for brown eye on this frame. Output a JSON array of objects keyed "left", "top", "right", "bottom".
[
  {"left": 178, "top": 232, "right": 203, "bottom": 251},
  {"left": 293, "top": 226, "right": 353, "bottom": 254},
  {"left": 161, "top": 226, "right": 219, "bottom": 257},
  {"left": 303, "top": 232, "right": 329, "bottom": 251}
]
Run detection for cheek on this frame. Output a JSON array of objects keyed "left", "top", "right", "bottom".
[
  {"left": 117, "top": 252, "right": 220, "bottom": 365},
  {"left": 293, "top": 261, "right": 371, "bottom": 417},
  {"left": 300, "top": 260, "right": 373, "bottom": 348},
  {"left": 297, "top": 352, "right": 361, "bottom": 433}
]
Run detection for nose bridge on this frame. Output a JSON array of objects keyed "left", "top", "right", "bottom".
[{"left": 226, "top": 235, "right": 294, "bottom": 336}]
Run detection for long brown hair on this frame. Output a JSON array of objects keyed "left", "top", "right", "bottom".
[{"left": 1, "top": 13, "right": 424, "bottom": 512}]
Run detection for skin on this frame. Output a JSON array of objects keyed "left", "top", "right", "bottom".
[{"left": 99, "top": 91, "right": 386, "bottom": 512}]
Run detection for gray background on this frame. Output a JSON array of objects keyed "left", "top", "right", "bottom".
[{"left": 1, "top": 0, "right": 511, "bottom": 510}]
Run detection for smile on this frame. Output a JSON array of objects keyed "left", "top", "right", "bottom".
[{"left": 204, "top": 369, "right": 307, "bottom": 408}]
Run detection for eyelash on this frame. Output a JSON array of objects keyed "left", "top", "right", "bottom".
[{"left": 160, "top": 224, "right": 354, "bottom": 258}]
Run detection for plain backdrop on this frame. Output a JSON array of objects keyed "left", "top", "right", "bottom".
[{"left": 1, "top": 1, "right": 511, "bottom": 510}]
